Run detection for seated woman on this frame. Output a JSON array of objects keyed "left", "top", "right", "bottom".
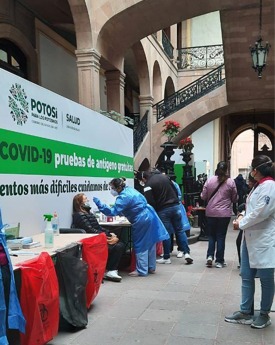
[
  {"left": 72, "top": 193, "right": 125, "bottom": 282},
  {"left": 93, "top": 177, "right": 169, "bottom": 277}
]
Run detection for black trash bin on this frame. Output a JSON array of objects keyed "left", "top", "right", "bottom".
[{"left": 55, "top": 243, "right": 88, "bottom": 331}]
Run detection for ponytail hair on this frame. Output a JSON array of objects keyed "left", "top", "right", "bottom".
[
  {"left": 110, "top": 177, "right": 126, "bottom": 189},
  {"left": 215, "top": 161, "right": 228, "bottom": 183}
]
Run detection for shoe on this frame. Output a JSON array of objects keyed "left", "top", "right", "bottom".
[
  {"left": 156, "top": 258, "right": 171, "bottom": 264},
  {"left": 206, "top": 256, "right": 213, "bottom": 267},
  {"left": 224, "top": 311, "right": 253, "bottom": 325},
  {"left": 148, "top": 269, "right": 156, "bottom": 274},
  {"left": 105, "top": 270, "right": 122, "bottom": 282},
  {"left": 177, "top": 251, "right": 184, "bottom": 258},
  {"left": 251, "top": 313, "right": 271, "bottom": 329},
  {"left": 128, "top": 270, "right": 140, "bottom": 277},
  {"left": 216, "top": 262, "right": 227, "bottom": 268},
  {"left": 184, "top": 253, "right": 193, "bottom": 264}
]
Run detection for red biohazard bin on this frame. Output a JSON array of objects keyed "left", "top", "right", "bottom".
[
  {"left": 18, "top": 252, "right": 59, "bottom": 345},
  {"left": 80, "top": 233, "right": 108, "bottom": 308}
]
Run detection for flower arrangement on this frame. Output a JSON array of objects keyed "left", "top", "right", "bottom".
[
  {"left": 162, "top": 120, "right": 180, "bottom": 142},
  {"left": 178, "top": 137, "right": 194, "bottom": 152}
]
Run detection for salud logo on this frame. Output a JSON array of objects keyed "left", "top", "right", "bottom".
[{"left": 8, "top": 83, "right": 29, "bottom": 125}]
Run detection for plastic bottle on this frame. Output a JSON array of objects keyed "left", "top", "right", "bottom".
[
  {"left": 43, "top": 214, "right": 54, "bottom": 248},
  {"left": 52, "top": 211, "right": 60, "bottom": 236}
]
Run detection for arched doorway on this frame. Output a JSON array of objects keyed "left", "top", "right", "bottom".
[{"left": 231, "top": 128, "right": 273, "bottom": 179}]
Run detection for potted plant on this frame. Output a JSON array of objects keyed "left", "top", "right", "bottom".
[
  {"left": 178, "top": 137, "right": 194, "bottom": 152},
  {"left": 162, "top": 120, "right": 181, "bottom": 142}
]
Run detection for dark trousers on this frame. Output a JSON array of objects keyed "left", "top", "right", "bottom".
[
  {"left": 106, "top": 241, "right": 125, "bottom": 271},
  {"left": 206, "top": 217, "right": 231, "bottom": 263}
]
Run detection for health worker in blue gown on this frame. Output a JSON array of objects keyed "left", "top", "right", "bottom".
[{"left": 93, "top": 178, "right": 169, "bottom": 277}]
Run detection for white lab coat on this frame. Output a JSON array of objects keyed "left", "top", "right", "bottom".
[{"left": 239, "top": 179, "right": 275, "bottom": 268}]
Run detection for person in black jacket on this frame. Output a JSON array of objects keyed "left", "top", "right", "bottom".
[
  {"left": 137, "top": 170, "right": 193, "bottom": 265},
  {"left": 72, "top": 193, "right": 125, "bottom": 282}
]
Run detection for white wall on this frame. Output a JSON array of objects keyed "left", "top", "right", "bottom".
[
  {"left": 38, "top": 33, "right": 78, "bottom": 102},
  {"left": 192, "top": 122, "right": 214, "bottom": 177},
  {"left": 191, "top": 11, "right": 222, "bottom": 46}
]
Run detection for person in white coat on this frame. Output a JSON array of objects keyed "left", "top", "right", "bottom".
[{"left": 225, "top": 155, "right": 275, "bottom": 329}]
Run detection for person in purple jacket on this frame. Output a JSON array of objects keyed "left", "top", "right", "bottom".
[{"left": 201, "top": 161, "right": 238, "bottom": 268}]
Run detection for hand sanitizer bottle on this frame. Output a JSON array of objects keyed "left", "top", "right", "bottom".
[
  {"left": 44, "top": 214, "right": 54, "bottom": 248},
  {"left": 52, "top": 211, "right": 60, "bottom": 236}
]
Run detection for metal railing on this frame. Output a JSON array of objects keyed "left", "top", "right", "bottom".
[
  {"left": 133, "top": 111, "right": 148, "bottom": 154},
  {"left": 154, "top": 64, "right": 225, "bottom": 122},
  {"left": 162, "top": 30, "right": 174, "bottom": 59},
  {"left": 177, "top": 44, "right": 224, "bottom": 69}
]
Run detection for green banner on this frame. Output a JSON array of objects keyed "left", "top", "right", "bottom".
[{"left": 0, "top": 128, "right": 134, "bottom": 177}]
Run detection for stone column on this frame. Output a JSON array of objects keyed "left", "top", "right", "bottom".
[
  {"left": 75, "top": 48, "right": 101, "bottom": 111},
  {"left": 139, "top": 94, "right": 154, "bottom": 124},
  {"left": 105, "top": 70, "right": 125, "bottom": 114},
  {"left": 139, "top": 94, "right": 154, "bottom": 165}
]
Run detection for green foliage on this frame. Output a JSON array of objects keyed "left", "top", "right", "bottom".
[{"left": 100, "top": 110, "right": 134, "bottom": 126}]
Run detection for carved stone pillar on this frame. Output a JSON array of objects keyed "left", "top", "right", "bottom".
[
  {"left": 139, "top": 94, "right": 154, "bottom": 126},
  {"left": 75, "top": 48, "right": 101, "bottom": 111},
  {"left": 105, "top": 70, "right": 125, "bottom": 114}
]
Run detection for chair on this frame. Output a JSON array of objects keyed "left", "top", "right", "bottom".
[{"left": 59, "top": 228, "right": 86, "bottom": 234}]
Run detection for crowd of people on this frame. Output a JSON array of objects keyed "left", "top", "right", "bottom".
[
  {"left": 89, "top": 154, "right": 275, "bottom": 330},
  {"left": 1, "top": 154, "right": 274, "bottom": 343}
]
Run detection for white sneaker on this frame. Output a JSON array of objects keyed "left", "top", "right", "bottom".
[
  {"left": 206, "top": 256, "right": 213, "bottom": 267},
  {"left": 156, "top": 258, "right": 171, "bottom": 264},
  {"left": 215, "top": 262, "right": 227, "bottom": 268},
  {"left": 177, "top": 251, "right": 184, "bottom": 258},
  {"left": 184, "top": 253, "right": 193, "bottom": 264},
  {"left": 105, "top": 270, "right": 122, "bottom": 282}
]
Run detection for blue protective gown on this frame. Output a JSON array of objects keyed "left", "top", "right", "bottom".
[
  {"left": 96, "top": 186, "right": 169, "bottom": 253},
  {"left": 0, "top": 231, "right": 26, "bottom": 345},
  {"left": 172, "top": 181, "right": 190, "bottom": 231}
]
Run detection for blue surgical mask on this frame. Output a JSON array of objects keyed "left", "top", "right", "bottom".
[{"left": 110, "top": 189, "right": 118, "bottom": 197}]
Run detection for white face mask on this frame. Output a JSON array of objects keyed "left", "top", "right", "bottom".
[
  {"left": 110, "top": 189, "right": 118, "bottom": 197},
  {"left": 250, "top": 170, "right": 256, "bottom": 178}
]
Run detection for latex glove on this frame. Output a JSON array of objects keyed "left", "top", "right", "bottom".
[{"left": 93, "top": 197, "right": 103, "bottom": 208}]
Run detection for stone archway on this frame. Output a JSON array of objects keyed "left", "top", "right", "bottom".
[{"left": 164, "top": 76, "right": 175, "bottom": 98}]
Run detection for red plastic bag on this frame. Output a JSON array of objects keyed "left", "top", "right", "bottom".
[
  {"left": 80, "top": 233, "right": 108, "bottom": 308},
  {"left": 130, "top": 250, "right": 136, "bottom": 272},
  {"left": 156, "top": 241, "right": 163, "bottom": 256},
  {"left": 18, "top": 252, "right": 59, "bottom": 345}
]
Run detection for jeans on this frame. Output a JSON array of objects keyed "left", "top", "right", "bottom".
[
  {"left": 206, "top": 216, "right": 230, "bottom": 263},
  {"left": 136, "top": 244, "right": 156, "bottom": 276},
  {"left": 240, "top": 239, "right": 275, "bottom": 315},
  {"left": 158, "top": 204, "right": 190, "bottom": 259}
]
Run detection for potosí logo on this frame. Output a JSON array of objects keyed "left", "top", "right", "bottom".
[
  {"left": 8, "top": 83, "right": 29, "bottom": 126},
  {"left": 31, "top": 99, "right": 57, "bottom": 118}
]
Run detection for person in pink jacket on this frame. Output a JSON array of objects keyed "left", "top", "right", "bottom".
[{"left": 201, "top": 161, "right": 238, "bottom": 268}]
